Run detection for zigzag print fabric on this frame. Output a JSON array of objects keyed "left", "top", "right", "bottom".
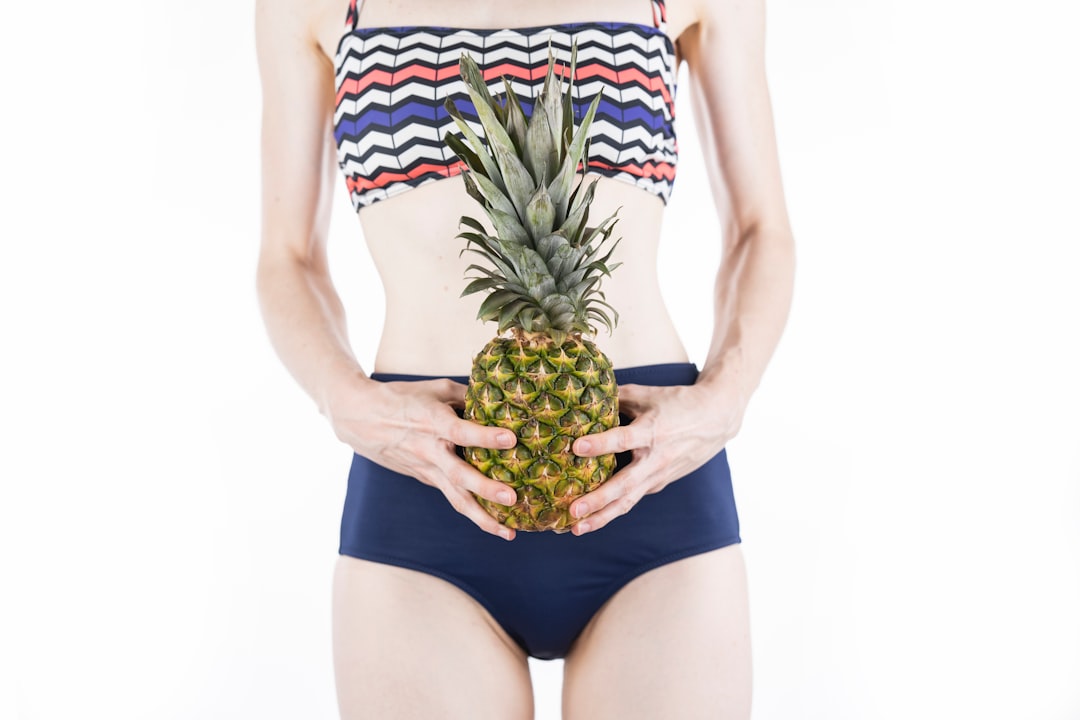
[{"left": 333, "top": 0, "right": 678, "bottom": 211}]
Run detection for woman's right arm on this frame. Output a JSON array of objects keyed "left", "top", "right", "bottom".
[
  {"left": 253, "top": 0, "right": 518, "bottom": 539},
  {"left": 254, "top": 0, "right": 358, "bottom": 413}
]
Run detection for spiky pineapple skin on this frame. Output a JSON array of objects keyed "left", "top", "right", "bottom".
[{"left": 464, "top": 331, "right": 618, "bottom": 533}]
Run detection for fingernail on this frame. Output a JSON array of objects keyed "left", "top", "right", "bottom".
[
  {"left": 577, "top": 521, "right": 591, "bottom": 534},
  {"left": 573, "top": 503, "right": 589, "bottom": 518},
  {"left": 500, "top": 528, "right": 513, "bottom": 541},
  {"left": 498, "top": 491, "right": 515, "bottom": 505},
  {"left": 499, "top": 433, "right": 516, "bottom": 448},
  {"left": 576, "top": 439, "right": 591, "bottom": 454}
]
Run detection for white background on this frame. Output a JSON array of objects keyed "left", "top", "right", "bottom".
[{"left": 1, "top": 0, "right": 1078, "bottom": 718}]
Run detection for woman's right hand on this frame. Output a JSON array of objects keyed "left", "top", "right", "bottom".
[{"left": 323, "top": 374, "right": 519, "bottom": 540}]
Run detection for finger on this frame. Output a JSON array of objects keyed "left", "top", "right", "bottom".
[
  {"left": 442, "top": 484, "right": 516, "bottom": 541},
  {"left": 570, "top": 469, "right": 648, "bottom": 536},
  {"left": 429, "top": 395, "right": 516, "bottom": 449},
  {"left": 442, "top": 454, "right": 518, "bottom": 507},
  {"left": 440, "top": 411, "right": 518, "bottom": 450},
  {"left": 569, "top": 464, "right": 637, "bottom": 521},
  {"left": 572, "top": 418, "right": 652, "bottom": 456}
]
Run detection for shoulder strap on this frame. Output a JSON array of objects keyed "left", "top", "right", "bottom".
[
  {"left": 650, "top": 0, "right": 668, "bottom": 34},
  {"left": 345, "top": 0, "right": 361, "bottom": 31}
]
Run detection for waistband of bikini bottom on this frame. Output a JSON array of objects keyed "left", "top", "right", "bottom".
[{"left": 370, "top": 361, "right": 699, "bottom": 387}]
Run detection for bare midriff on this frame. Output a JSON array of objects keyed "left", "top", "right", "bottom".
[{"left": 356, "top": 173, "right": 691, "bottom": 377}]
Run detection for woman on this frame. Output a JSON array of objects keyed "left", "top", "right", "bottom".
[{"left": 255, "top": 0, "right": 794, "bottom": 716}]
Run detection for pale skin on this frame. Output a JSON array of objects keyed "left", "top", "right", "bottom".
[{"left": 255, "top": 0, "right": 794, "bottom": 716}]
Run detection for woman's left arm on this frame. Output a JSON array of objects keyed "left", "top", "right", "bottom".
[{"left": 569, "top": 0, "right": 796, "bottom": 535}]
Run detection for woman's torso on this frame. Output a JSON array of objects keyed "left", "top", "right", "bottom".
[{"left": 312, "top": 0, "right": 696, "bottom": 376}]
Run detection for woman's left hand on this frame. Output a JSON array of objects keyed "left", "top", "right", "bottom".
[{"left": 568, "top": 377, "right": 748, "bottom": 535}]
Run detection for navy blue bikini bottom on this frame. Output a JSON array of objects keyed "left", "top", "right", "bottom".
[{"left": 338, "top": 362, "right": 742, "bottom": 660}]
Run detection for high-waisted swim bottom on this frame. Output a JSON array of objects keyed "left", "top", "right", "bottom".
[{"left": 338, "top": 362, "right": 741, "bottom": 660}]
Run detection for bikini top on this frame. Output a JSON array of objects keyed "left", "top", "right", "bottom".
[{"left": 332, "top": 0, "right": 679, "bottom": 212}]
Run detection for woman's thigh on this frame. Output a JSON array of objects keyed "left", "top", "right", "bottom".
[
  {"left": 331, "top": 555, "right": 534, "bottom": 720},
  {"left": 562, "top": 544, "right": 752, "bottom": 720}
]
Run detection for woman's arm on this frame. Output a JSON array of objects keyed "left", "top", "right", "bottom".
[
  {"left": 568, "top": 0, "right": 796, "bottom": 534},
  {"left": 254, "top": 0, "right": 358, "bottom": 414},
  {"left": 254, "top": 0, "right": 519, "bottom": 539},
  {"left": 682, "top": 0, "right": 796, "bottom": 401}
]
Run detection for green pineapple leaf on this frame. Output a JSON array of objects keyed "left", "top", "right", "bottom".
[
  {"left": 523, "top": 101, "right": 554, "bottom": 186},
  {"left": 524, "top": 184, "right": 555, "bottom": 240},
  {"left": 446, "top": 41, "right": 621, "bottom": 340},
  {"left": 501, "top": 79, "right": 529, "bottom": 155},
  {"left": 443, "top": 100, "right": 503, "bottom": 185},
  {"left": 471, "top": 171, "right": 520, "bottom": 218}
]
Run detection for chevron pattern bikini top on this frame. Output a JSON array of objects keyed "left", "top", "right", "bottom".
[{"left": 333, "top": 0, "right": 678, "bottom": 212}]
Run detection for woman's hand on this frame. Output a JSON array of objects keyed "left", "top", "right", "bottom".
[
  {"left": 567, "top": 377, "right": 748, "bottom": 535},
  {"left": 324, "top": 375, "right": 520, "bottom": 540}
]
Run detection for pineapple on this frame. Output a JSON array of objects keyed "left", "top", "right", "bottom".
[{"left": 443, "top": 46, "right": 622, "bottom": 533}]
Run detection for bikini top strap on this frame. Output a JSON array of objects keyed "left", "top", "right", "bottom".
[
  {"left": 345, "top": 0, "right": 362, "bottom": 31},
  {"left": 650, "top": 0, "right": 668, "bottom": 35}
]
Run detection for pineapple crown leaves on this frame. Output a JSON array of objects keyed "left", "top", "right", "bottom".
[{"left": 442, "top": 42, "right": 621, "bottom": 345}]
